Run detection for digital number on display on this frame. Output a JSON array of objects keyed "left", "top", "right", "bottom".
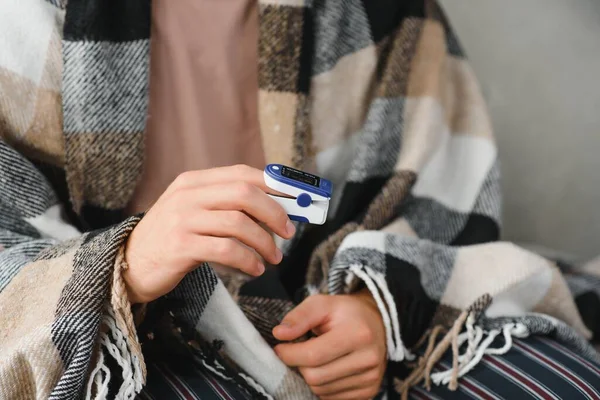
[{"left": 281, "top": 166, "right": 320, "bottom": 187}]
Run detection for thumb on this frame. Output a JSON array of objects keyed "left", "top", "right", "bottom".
[{"left": 273, "top": 295, "right": 330, "bottom": 341}]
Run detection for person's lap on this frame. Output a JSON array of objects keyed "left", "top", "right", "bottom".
[
  {"left": 411, "top": 336, "right": 600, "bottom": 400},
  {"left": 137, "top": 361, "right": 248, "bottom": 400},
  {"left": 138, "top": 336, "right": 600, "bottom": 400}
]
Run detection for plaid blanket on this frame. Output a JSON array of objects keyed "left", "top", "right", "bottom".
[{"left": 1, "top": 0, "right": 599, "bottom": 399}]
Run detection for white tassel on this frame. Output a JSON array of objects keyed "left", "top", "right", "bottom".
[
  {"left": 344, "top": 270, "right": 355, "bottom": 288},
  {"left": 348, "top": 264, "right": 413, "bottom": 361},
  {"left": 238, "top": 372, "right": 274, "bottom": 400},
  {"left": 431, "top": 329, "right": 500, "bottom": 386},
  {"left": 86, "top": 347, "right": 111, "bottom": 400},
  {"left": 457, "top": 325, "right": 483, "bottom": 364},
  {"left": 364, "top": 267, "right": 413, "bottom": 361},
  {"left": 100, "top": 315, "right": 139, "bottom": 399},
  {"left": 430, "top": 322, "right": 530, "bottom": 387},
  {"left": 460, "top": 314, "right": 479, "bottom": 365},
  {"left": 460, "top": 329, "right": 500, "bottom": 376},
  {"left": 486, "top": 323, "right": 528, "bottom": 355},
  {"left": 198, "top": 358, "right": 232, "bottom": 382},
  {"left": 199, "top": 358, "right": 273, "bottom": 399},
  {"left": 85, "top": 307, "right": 144, "bottom": 400},
  {"left": 131, "top": 354, "right": 143, "bottom": 392},
  {"left": 349, "top": 265, "right": 398, "bottom": 360}
]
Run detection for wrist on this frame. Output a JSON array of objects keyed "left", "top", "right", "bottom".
[
  {"left": 122, "top": 235, "right": 146, "bottom": 304},
  {"left": 122, "top": 268, "right": 143, "bottom": 305},
  {"left": 352, "top": 288, "right": 388, "bottom": 356},
  {"left": 353, "top": 287, "right": 378, "bottom": 310}
]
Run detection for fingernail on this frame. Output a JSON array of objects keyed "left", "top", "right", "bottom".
[
  {"left": 274, "top": 248, "right": 283, "bottom": 263},
  {"left": 286, "top": 220, "right": 296, "bottom": 236},
  {"left": 279, "top": 321, "right": 292, "bottom": 328},
  {"left": 257, "top": 262, "right": 265, "bottom": 275}
]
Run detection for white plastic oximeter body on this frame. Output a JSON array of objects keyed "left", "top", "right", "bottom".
[{"left": 264, "top": 164, "right": 332, "bottom": 225}]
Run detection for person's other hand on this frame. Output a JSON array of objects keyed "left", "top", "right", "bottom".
[
  {"left": 273, "top": 291, "right": 386, "bottom": 400},
  {"left": 124, "top": 165, "right": 295, "bottom": 304}
]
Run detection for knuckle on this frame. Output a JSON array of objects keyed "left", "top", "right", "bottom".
[
  {"left": 235, "top": 181, "right": 256, "bottom": 198},
  {"left": 305, "top": 349, "right": 321, "bottom": 366},
  {"left": 310, "top": 385, "right": 328, "bottom": 396},
  {"left": 365, "top": 369, "right": 380, "bottom": 385},
  {"left": 309, "top": 386, "right": 324, "bottom": 396},
  {"left": 301, "top": 369, "right": 320, "bottom": 386},
  {"left": 214, "top": 240, "right": 235, "bottom": 258},
  {"left": 232, "top": 164, "right": 252, "bottom": 175},
  {"left": 174, "top": 171, "right": 194, "bottom": 187},
  {"left": 356, "top": 325, "right": 375, "bottom": 345},
  {"left": 228, "top": 211, "right": 248, "bottom": 227},
  {"left": 363, "top": 351, "right": 381, "bottom": 368}
]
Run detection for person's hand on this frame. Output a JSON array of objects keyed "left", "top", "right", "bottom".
[
  {"left": 123, "top": 165, "right": 295, "bottom": 304},
  {"left": 273, "top": 291, "right": 387, "bottom": 400}
]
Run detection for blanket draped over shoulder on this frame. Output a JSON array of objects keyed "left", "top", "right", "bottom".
[{"left": 1, "top": 0, "right": 599, "bottom": 399}]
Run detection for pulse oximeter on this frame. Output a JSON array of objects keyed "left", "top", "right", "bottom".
[{"left": 264, "top": 164, "right": 332, "bottom": 225}]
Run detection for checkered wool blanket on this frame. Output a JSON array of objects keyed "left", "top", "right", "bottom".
[{"left": 1, "top": 0, "right": 599, "bottom": 399}]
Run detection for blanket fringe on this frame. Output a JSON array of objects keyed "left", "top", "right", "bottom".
[
  {"left": 198, "top": 357, "right": 273, "bottom": 400},
  {"left": 349, "top": 264, "right": 413, "bottom": 361},
  {"left": 429, "top": 322, "right": 529, "bottom": 386},
  {"left": 86, "top": 307, "right": 145, "bottom": 400},
  {"left": 395, "top": 316, "right": 529, "bottom": 398},
  {"left": 395, "top": 325, "right": 445, "bottom": 400},
  {"left": 86, "top": 346, "right": 111, "bottom": 400},
  {"left": 424, "top": 310, "right": 469, "bottom": 390},
  {"left": 238, "top": 372, "right": 275, "bottom": 400}
]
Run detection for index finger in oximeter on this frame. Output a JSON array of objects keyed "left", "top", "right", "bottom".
[{"left": 264, "top": 164, "right": 332, "bottom": 225}]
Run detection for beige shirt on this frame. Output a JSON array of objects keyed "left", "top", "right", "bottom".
[{"left": 128, "top": 0, "right": 265, "bottom": 214}]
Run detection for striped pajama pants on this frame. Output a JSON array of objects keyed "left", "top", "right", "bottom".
[{"left": 138, "top": 336, "right": 600, "bottom": 400}]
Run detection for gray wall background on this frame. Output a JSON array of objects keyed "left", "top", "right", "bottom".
[{"left": 438, "top": 0, "right": 600, "bottom": 261}]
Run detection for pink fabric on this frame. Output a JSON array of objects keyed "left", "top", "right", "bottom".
[{"left": 128, "top": 0, "right": 264, "bottom": 213}]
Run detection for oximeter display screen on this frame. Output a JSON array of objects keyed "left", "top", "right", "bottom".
[{"left": 281, "top": 166, "right": 320, "bottom": 187}]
